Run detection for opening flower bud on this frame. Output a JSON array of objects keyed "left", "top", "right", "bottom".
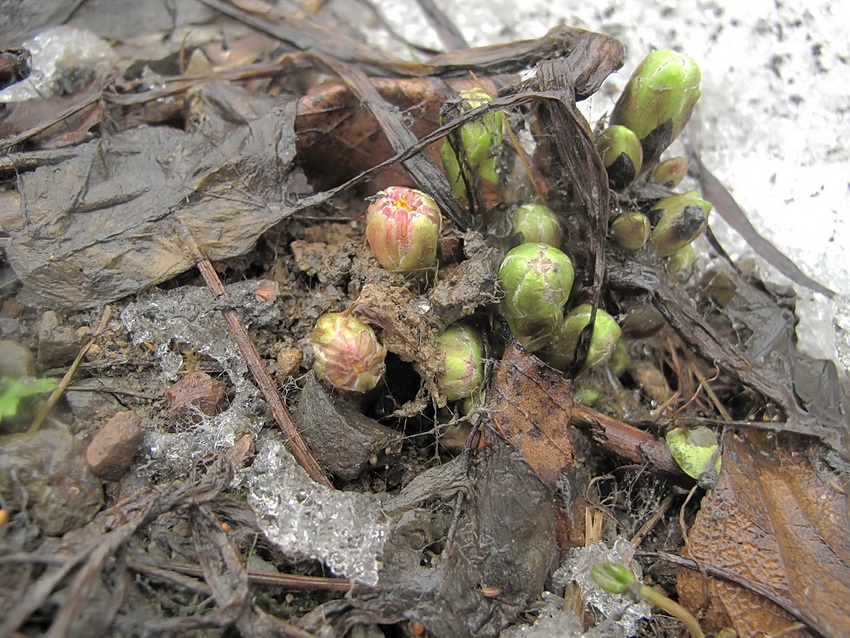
[
  {"left": 610, "top": 211, "right": 651, "bottom": 251},
  {"left": 509, "top": 203, "right": 563, "bottom": 248},
  {"left": 437, "top": 323, "right": 484, "bottom": 401},
  {"left": 596, "top": 125, "right": 643, "bottom": 190},
  {"left": 648, "top": 191, "right": 711, "bottom": 256},
  {"left": 648, "top": 156, "right": 689, "bottom": 188},
  {"left": 610, "top": 49, "right": 701, "bottom": 165},
  {"left": 499, "top": 242, "right": 574, "bottom": 321},
  {"left": 311, "top": 313, "right": 386, "bottom": 392},
  {"left": 540, "top": 304, "right": 621, "bottom": 372},
  {"left": 366, "top": 186, "right": 442, "bottom": 273},
  {"left": 440, "top": 87, "right": 505, "bottom": 197}
]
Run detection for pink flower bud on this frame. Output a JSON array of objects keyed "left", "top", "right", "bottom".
[
  {"left": 311, "top": 313, "right": 386, "bottom": 392},
  {"left": 365, "top": 186, "right": 442, "bottom": 273}
]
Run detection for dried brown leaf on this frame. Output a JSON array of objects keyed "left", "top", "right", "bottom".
[{"left": 678, "top": 430, "right": 850, "bottom": 638}]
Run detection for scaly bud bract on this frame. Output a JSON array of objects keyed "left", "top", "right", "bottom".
[
  {"left": 440, "top": 87, "right": 504, "bottom": 196},
  {"left": 610, "top": 50, "right": 701, "bottom": 165},
  {"left": 596, "top": 125, "right": 644, "bottom": 190},
  {"left": 648, "top": 191, "right": 711, "bottom": 256},
  {"left": 437, "top": 324, "right": 485, "bottom": 401},
  {"left": 499, "top": 243, "right": 574, "bottom": 322},
  {"left": 610, "top": 211, "right": 651, "bottom": 251},
  {"left": 648, "top": 156, "right": 689, "bottom": 188},
  {"left": 366, "top": 186, "right": 442, "bottom": 273},
  {"left": 311, "top": 313, "right": 386, "bottom": 392},
  {"left": 510, "top": 203, "right": 563, "bottom": 248},
  {"left": 541, "top": 304, "right": 621, "bottom": 371}
]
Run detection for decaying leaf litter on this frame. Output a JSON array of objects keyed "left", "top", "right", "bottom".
[{"left": 0, "top": 2, "right": 848, "bottom": 637}]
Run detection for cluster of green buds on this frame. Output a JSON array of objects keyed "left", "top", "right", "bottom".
[
  {"left": 439, "top": 87, "right": 505, "bottom": 197},
  {"left": 610, "top": 49, "right": 701, "bottom": 167},
  {"left": 540, "top": 304, "right": 622, "bottom": 372},
  {"left": 310, "top": 313, "right": 386, "bottom": 392},
  {"left": 436, "top": 323, "right": 485, "bottom": 401},
  {"left": 591, "top": 562, "right": 705, "bottom": 638},
  {"left": 365, "top": 186, "right": 442, "bottom": 273},
  {"left": 509, "top": 203, "right": 563, "bottom": 248},
  {"left": 596, "top": 125, "right": 643, "bottom": 191},
  {"left": 498, "top": 243, "right": 575, "bottom": 351}
]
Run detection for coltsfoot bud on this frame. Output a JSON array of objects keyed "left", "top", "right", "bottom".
[
  {"left": 541, "top": 304, "right": 621, "bottom": 371},
  {"left": 610, "top": 212, "right": 651, "bottom": 251},
  {"left": 437, "top": 324, "right": 485, "bottom": 401},
  {"left": 366, "top": 186, "right": 442, "bottom": 273},
  {"left": 505, "top": 311, "right": 563, "bottom": 352},
  {"left": 591, "top": 562, "right": 638, "bottom": 596},
  {"left": 311, "top": 313, "right": 386, "bottom": 392},
  {"left": 499, "top": 242, "right": 574, "bottom": 324},
  {"left": 610, "top": 50, "right": 701, "bottom": 165},
  {"left": 648, "top": 156, "right": 689, "bottom": 188},
  {"left": 596, "top": 125, "right": 643, "bottom": 190},
  {"left": 666, "top": 244, "right": 698, "bottom": 283},
  {"left": 648, "top": 191, "right": 711, "bottom": 256},
  {"left": 509, "top": 203, "right": 563, "bottom": 247},
  {"left": 440, "top": 87, "right": 504, "bottom": 197}
]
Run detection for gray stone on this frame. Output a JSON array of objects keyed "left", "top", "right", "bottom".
[
  {"left": 294, "top": 374, "right": 401, "bottom": 481},
  {"left": 0, "top": 425, "right": 104, "bottom": 535},
  {"left": 0, "top": 339, "right": 36, "bottom": 378}
]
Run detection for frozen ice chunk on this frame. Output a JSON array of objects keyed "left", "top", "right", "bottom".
[
  {"left": 500, "top": 592, "right": 583, "bottom": 637},
  {"left": 553, "top": 539, "right": 651, "bottom": 638},
  {"left": 243, "top": 434, "right": 390, "bottom": 586}
]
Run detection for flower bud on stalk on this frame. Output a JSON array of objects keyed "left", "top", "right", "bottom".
[
  {"left": 610, "top": 211, "right": 651, "bottom": 251},
  {"left": 437, "top": 324, "right": 485, "bottom": 401},
  {"left": 596, "top": 125, "right": 643, "bottom": 190},
  {"left": 510, "top": 203, "right": 563, "bottom": 247},
  {"left": 440, "top": 88, "right": 505, "bottom": 197},
  {"left": 311, "top": 313, "right": 386, "bottom": 392},
  {"left": 667, "top": 243, "right": 698, "bottom": 283},
  {"left": 648, "top": 156, "right": 689, "bottom": 188},
  {"left": 541, "top": 304, "right": 621, "bottom": 372},
  {"left": 610, "top": 50, "right": 701, "bottom": 166},
  {"left": 498, "top": 243, "right": 575, "bottom": 350},
  {"left": 648, "top": 191, "right": 711, "bottom": 256},
  {"left": 365, "top": 187, "right": 442, "bottom": 273}
]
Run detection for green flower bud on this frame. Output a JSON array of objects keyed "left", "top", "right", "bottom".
[
  {"left": 311, "top": 313, "right": 386, "bottom": 392},
  {"left": 366, "top": 186, "right": 442, "bottom": 272},
  {"left": 440, "top": 87, "right": 505, "bottom": 196},
  {"left": 510, "top": 203, "right": 563, "bottom": 247},
  {"left": 608, "top": 339, "right": 631, "bottom": 377},
  {"left": 541, "top": 304, "right": 621, "bottom": 371},
  {"left": 596, "top": 125, "right": 644, "bottom": 190},
  {"left": 610, "top": 212, "right": 651, "bottom": 251},
  {"left": 591, "top": 562, "right": 638, "bottom": 596},
  {"left": 573, "top": 386, "right": 600, "bottom": 407},
  {"left": 621, "top": 301, "right": 666, "bottom": 338},
  {"left": 665, "top": 426, "right": 721, "bottom": 479},
  {"left": 648, "top": 191, "right": 711, "bottom": 256},
  {"left": 437, "top": 324, "right": 485, "bottom": 401},
  {"left": 648, "top": 156, "right": 689, "bottom": 188},
  {"left": 505, "top": 311, "right": 563, "bottom": 352},
  {"left": 610, "top": 50, "right": 701, "bottom": 165},
  {"left": 666, "top": 244, "right": 698, "bottom": 283},
  {"left": 499, "top": 243, "right": 575, "bottom": 322}
]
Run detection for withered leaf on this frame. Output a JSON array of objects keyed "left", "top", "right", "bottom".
[
  {"left": 678, "top": 430, "right": 850, "bottom": 638},
  {"left": 487, "top": 343, "right": 575, "bottom": 490}
]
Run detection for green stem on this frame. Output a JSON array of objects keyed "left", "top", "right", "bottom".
[{"left": 639, "top": 584, "right": 704, "bottom": 638}]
